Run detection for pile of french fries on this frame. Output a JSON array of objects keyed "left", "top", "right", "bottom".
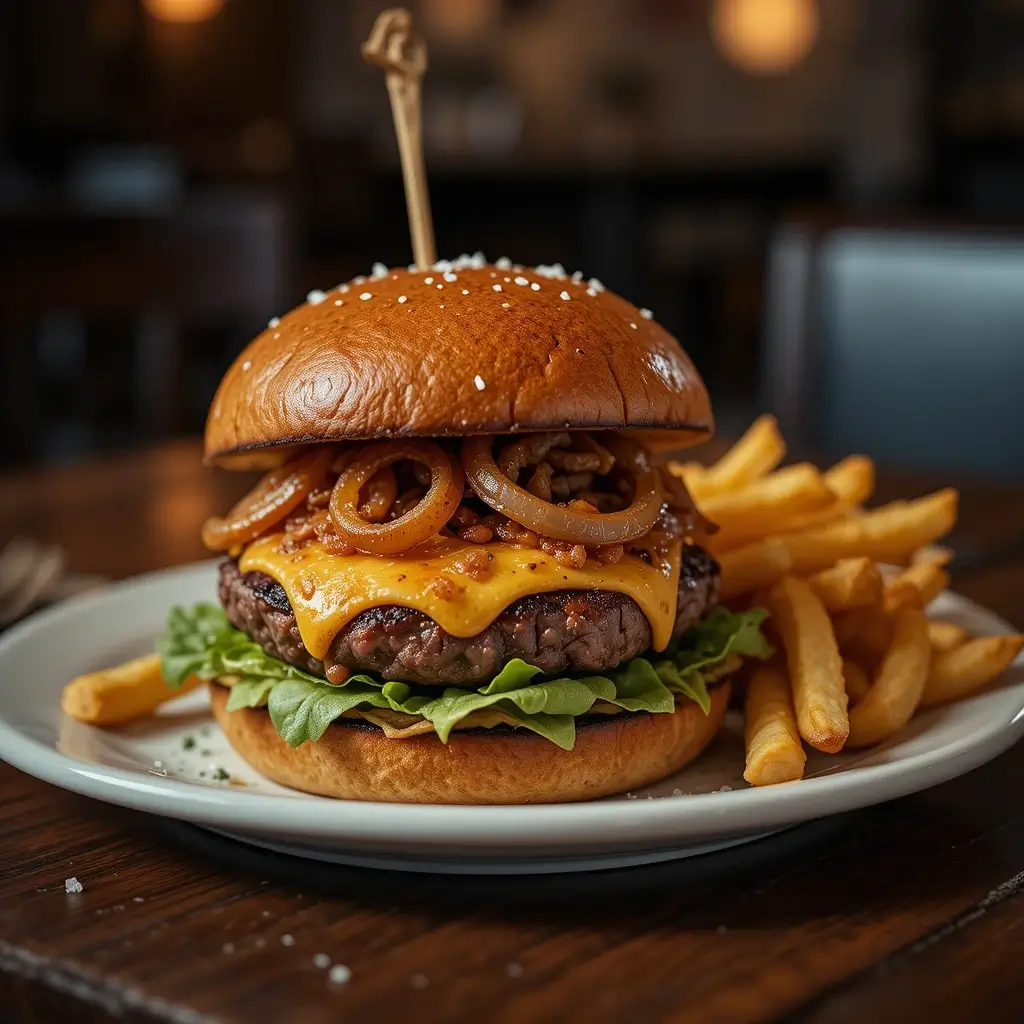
[{"left": 671, "top": 416, "right": 1024, "bottom": 787}]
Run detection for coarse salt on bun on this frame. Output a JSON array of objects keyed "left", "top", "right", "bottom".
[
  {"left": 209, "top": 679, "right": 730, "bottom": 805},
  {"left": 204, "top": 260, "right": 712, "bottom": 468}
]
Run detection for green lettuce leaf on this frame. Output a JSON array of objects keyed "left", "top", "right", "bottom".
[{"left": 158, "top": 603, "right": 770, "bottom": 750}]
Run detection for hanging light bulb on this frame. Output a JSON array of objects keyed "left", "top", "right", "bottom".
[
  {"left": 143, "top": 0, "right": 226, "bottom": 24},
  {"left": 711, "top": 0, "right": 820, "bottom": 75}
]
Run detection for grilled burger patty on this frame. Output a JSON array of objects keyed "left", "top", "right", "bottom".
[{"left": 218, "top": 545, "right": 721, "bottom": 686}]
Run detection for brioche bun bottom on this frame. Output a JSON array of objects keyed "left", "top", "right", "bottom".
[{"left": 209, "top": 680, "right": 730, "bottom": 805}]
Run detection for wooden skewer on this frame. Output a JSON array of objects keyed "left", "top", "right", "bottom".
[{"left": 362, "top": 8, "right": 436, "bottom": 270}]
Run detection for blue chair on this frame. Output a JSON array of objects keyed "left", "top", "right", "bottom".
[{"left": 762, "top": 219, "right": 1024, "bottom": 480}]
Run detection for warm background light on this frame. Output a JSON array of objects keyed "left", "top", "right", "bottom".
[
  {"left": 143, "top": 0, "right": 226, "bottom": 24},
  {"left": 712, "top": 0, "right": 820, "bottom": 75},
  {"left": 421, "top": 0, "right": 501, "bottom": 42}
]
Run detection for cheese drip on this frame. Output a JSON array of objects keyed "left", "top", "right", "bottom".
[{"left": 239, "top": 535, "right": 682, "bottom": 660}]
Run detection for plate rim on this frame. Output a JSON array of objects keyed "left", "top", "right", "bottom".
[{"left": 0, "top": 559, "right": 1022, "bottom": 852}]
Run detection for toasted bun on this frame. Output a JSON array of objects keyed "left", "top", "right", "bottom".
[
  {"left": 209, "top": 680, "right": 729, "bottom": 804},
  {"left": 205, "top": 262, "right": 712, "bottom": 467}
]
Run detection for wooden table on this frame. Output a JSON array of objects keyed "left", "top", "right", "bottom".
[{"left": 2, "top": 442, "right": 1024, "bottom": 1023}]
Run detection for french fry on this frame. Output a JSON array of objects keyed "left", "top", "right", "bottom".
[
  {"left": 919, "top": 635, "right": 1024, "bottom": 708},
  {"left": 785, "top": 490, "right": 959, "bottom": 573},
  {"left": 884, "top": 561, "right": 950, "bottom": 611},
  {"left": 913, "top": 546, "right": 953, "bottom": 568},
  {"left": 719, "top": 538, "right": 795, "bottom": 600},
  {"left": 883, "top": 580, "right": 928, "bottom": 614},
  {"left": 743, "top": 662, "right": 806, "bottom": 786},
  {"left": 842, "top": 658, "right": 872, "bottom": 706},
  {"left": 699, "top": 464, "right": 835, "bottom": 548},
  {"left": 824, "top": 455, "right": 875, "bottom": 506},
  {"left": 718, "top": 490, "right": 958, "bottom": 597},
  {"left": 846, "top": 606, "right": 930, "bottom": 748},
  {"left": 766, "top": 576, "right": 849, "bottom": 752},
  {"left": 927, "top": 619, "right": 971, "bottom": 654},
  {"left": 61, "top": 654, "right": 200, "bottom": 726},
  {"left": 833, "top": 607, "right": 893, "bottom": 668},
  {"left": 807, "top": 557, "right": 884, "bottom": 613},
  {"left": 682, "top": 415, "right": 785, "bottom": 498}
]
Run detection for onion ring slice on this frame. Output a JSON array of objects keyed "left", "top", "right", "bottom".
[
  {"left": 201, "top": 448, "right": 334, "bottom": 551},
  {"left": 330, "top": 440, "right": 464, "bottom": 555},
  {"left": 461, "top": 434, "right": 663, "bottom": 545}
]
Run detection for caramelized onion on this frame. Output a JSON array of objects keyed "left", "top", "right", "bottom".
[
  {"left": 329, "top": 440, "right": 463, "bottom": 555},
  {"left": 201, "top": 449, "right": 334, "bottom": 551},
  {"left": 461, "top": 435, "right": 663, "bottom": 545}
]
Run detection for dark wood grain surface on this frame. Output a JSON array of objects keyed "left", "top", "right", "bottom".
[{"left": 2, "top": 442, "right": 1024, "bottom": 1024}]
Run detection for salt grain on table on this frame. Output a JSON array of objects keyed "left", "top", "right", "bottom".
[{"left": 65, "top": 877, "right": 83, "bottom": 894}]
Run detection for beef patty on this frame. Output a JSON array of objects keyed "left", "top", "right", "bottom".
[{"left": 218, "top": 545, "right": 720, "bottom": 686}]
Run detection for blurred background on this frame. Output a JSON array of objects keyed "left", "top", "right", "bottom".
[{"left": 2, "top": 0, "right": 1023, "bottom": 479}]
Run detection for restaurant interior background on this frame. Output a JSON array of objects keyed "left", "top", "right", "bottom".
[{"left": 2, "top": 0, "right": 1023, "bottom": 480}]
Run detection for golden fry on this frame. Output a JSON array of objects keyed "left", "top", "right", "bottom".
[
  {"left": 719, "top": 538, "right": 794, "bottom": 600},
  {"left": 766, "top": 576, "right": 849, "bottom": 753},
  {"left": 687, "top": 415, "right": 785, "bottom": 498},
  {"left": 718, "top": 491, "right": 957, "bottom": 597},
  {"left": 847, "top": 606, "right": 930, "bottom": 748},
  {"left": 842, "top": 658, "right": 872, "bottom": 706},
  {"left": 824, "top": 455, "right": 875, "bottom": 506},
  {"left": 832, "top": 607, "right": 893, "bottom": 668},
  {"left": 927, "top": 619, "right": 971, "bottom": 654},
  {"left": 919, "top": 635, "right": 1024, "bottom": 708},
  {"left": 61, "top": 654, "right": 200, "bottom": 726},
  {"left": 807, "top": 557, "right": 884, "bottom": 613},
  {"left": 913, "top": 546, "right": 953, "bottom": 568},
  {"left": 743, "top": 662, "right": 806, "bottom": 786},
  {"left": 884, "top": 562, "right": 950, "bottom": 611}
]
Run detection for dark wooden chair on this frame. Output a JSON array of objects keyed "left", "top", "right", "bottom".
[{"left": 761, "top": 215, "right": 1024, "bottom": 480}]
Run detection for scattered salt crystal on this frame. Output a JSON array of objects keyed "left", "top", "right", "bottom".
[
  {"left": 437, "top": 283, "right": 443, "bottom": 289},
  {"left": 371, "top": 262, "right": 388, "bottom": 278},
  {"left": 334, "top": 299, "right": 343, "bottom": 306},
  {"left": 572, "top": 270, "right": 583, "bottom": 282},
  {"left": 339, "top": 284, "right": 350, "bottom": 293},
  {"left": 65, "top": 877, "right": 83, "bottom": 894},
  {"left": 398, "top": 295, "right": 408, "bottom": 304},
  {"left": 514, "top": 276, "right": 529, "bottom": 286},
  {"left": 474, "top": 375, "right": 486, "bottom": 390},
  {"left": 588, "top": 277, "right": 605, "bottom": 291},
  {"left": 501, "top": 302, "right": 510, "bottom": 309},
  {"left": 671, "top": 787, "right": 683, "bottom": 796},
  {"left": 411, "top": 974, "right": 429, "bottom": 989},
  {"left": 359, "top": 292, "right": 372, "bottom": 301},
  {"left": 241, "top": 360, "right": 252, "bottom": 371},
  {"left": 531, "top": 282, "right": 541, "bottom": 291},
  {"left": 307, "top": 289, "right": 327, "bottom": 305},
  {"left": 586, "top": 287, "right": 597, "bottom": 297},
  {"left": 222, "top": 942, "right": 235, "bottom": 954},
  {"left": 439, "top": 304, "right": 445, "bottom": 309},
  {"left": 424, "top": 276, "right": 434, "bottom": 285},
  {"left": 353, "top": 275, "right": 366, "bottom": 284},
  {"left": 313, "top": 953, "right": 331, "bottom": 969},
  {"left": 560, "top": 290, "right": 571, "bottom": 301},
  {"left": 719, "top": 785, "right": 733, "bottom": 792},
  {"left": 443, "top": 272, "right": 457, "bottom": 282},
  {"left": 133, "top": 897, "right": 145, "bottom": 903},
  {"left": 462, "top": 289, "right": 469, "bottom": 295},
  {"left": 328, "top": 964, "right": 352, "bottom": 985},
  {"left": 492, "top": 284, "right": 503, "bottom": 292},
  {"left": 625, "top": 792, "right": 637, "bottom": 800},
  {"left": 629, "top": 322, "right": 637, "bottom": 330},
  {"left": 267, "top": 317, "right": 280, "bottom": 328},
  {"left": 506, "top": 962, "right": 524, "bottom": 978},
  {"left": 496, "top": 256, "right": 512, "bottom": 269},
  {"left": 281, "top": 934, "right": 295, "bottom": 947},
  {"left": 640, "top": 308, "right": 653, "bottom": 319}
]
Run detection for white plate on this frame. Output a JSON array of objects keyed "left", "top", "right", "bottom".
[{"left": 0, "top": 561, "right": 1022, "bottom": 874}]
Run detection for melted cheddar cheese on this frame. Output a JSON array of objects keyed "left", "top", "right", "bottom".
[{"left": 239, "top": 535, "right": 682, "bottom": 660}]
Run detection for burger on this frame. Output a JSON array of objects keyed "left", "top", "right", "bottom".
[{"left": 159, "top": 255, "right": 770, "bottom": 804}]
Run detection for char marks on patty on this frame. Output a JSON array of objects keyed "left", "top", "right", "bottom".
[{"left": 218, "top": 545, "right": 720, "bottom": 686}]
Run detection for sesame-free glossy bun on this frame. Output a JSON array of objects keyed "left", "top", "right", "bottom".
[
  {"left": 209, "top": 679, "right": 729, "bottom": 804},
  {"left": 204, "top": 260, "right": 712, "bottom": 467}
]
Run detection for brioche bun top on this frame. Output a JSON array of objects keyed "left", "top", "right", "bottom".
[{"left": 204, "top": 259, "right": 712, "bottom": 467}]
